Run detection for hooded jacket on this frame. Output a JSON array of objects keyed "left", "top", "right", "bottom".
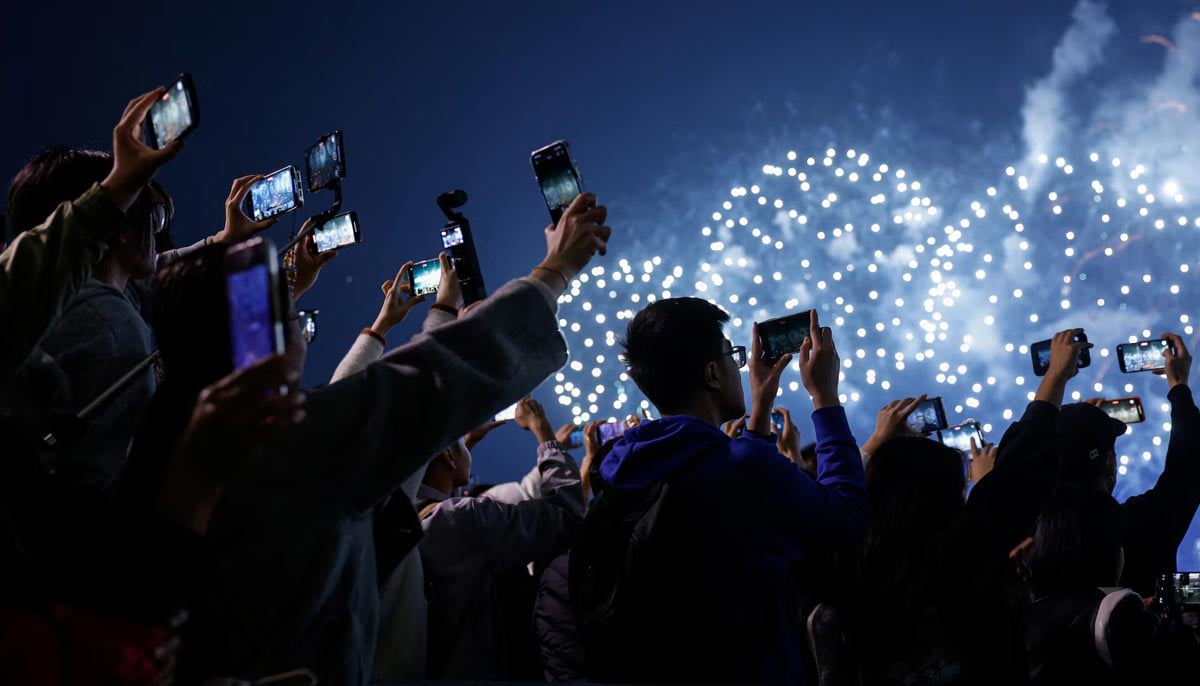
[{"left": 586, "top": 407, "right": 868, "bottom": 685}]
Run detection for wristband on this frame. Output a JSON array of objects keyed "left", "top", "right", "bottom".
[
  {"left": 361, "top": 328, "right": 387, "bottom": 346},
  {"left": 533, "top": 265, "right": 570, "bottom": 289},
  {"left": 431, "top": 303, "right": 459, "bottom": 316}
]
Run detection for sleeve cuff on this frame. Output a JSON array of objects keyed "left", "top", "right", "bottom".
[
  {"left": 520, "top": 276, "right": 560, "bottom": 314},
  {"left": 811, "top": 405, "right": 851, "bottom": 439},
  {"left": 422, "top": 306, "right": 457, "bottom": 332}
]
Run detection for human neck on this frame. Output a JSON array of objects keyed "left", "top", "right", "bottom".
[
  {"left": 93, "top": 257, "right": 130, "bottom": 292},
  {"left": 423, "top": 473, "right": 456, "bottom": 497}
]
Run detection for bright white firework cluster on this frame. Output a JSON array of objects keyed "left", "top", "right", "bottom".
[{"left": 553, "top": 146, "right": 1199, "bottom": 504}]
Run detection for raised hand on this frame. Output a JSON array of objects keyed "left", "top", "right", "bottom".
[
  {"left": 371, "top": 261, "right": 427, "bottom": 336},
  {"left": 1157, "top": 333, "right": 1192, "bottom": 390},
  {"left": 434, "top": 251, "right": 463, "bottom": 310},
  {"left": 531, "top": 192, "right": 612, "bottom": 294},
  {"left": 101, "top": 87, "right": 185, "bottom": 212},
  {"left": 797, "top": 308, "right": 840, "bottom": 409},
  {"left": 969, "top": 437, "right": 998, "bottom": 485},
  {"left": 292, "top": 228, "right": 337, "bottom": 301},
  {"left": 862, "top": 396, "right": 926, "bottom": 455},
  {"left": 216, "top": 174, "right": 278, "bottom": 244}
]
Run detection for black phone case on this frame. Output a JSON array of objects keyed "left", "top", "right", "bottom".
[{"left": 147, "top": 73, "right": 199, "bottom": 150}]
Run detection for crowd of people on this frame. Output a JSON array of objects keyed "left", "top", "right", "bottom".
[{"left": 1, "top": 83, "right": 1198, "bottom": 686}]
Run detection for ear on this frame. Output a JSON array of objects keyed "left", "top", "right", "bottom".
[
  {"left": 702, "top": 360, "right": 722, "bottom": 389},
  {"left": 439, "top": 447, "right": 457, "bottom": 471}
]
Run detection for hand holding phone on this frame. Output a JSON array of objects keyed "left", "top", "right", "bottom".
[
  {"left": 297, "top": 309, "right": 319, "bottom": 344},
  {"left": 243, "top": 165, "right": 304, "bottom": 222},
  {"left": 939, "top": 420, "right": 984, "bottom": 453},
  {"left": 1031, "top": 329, "right": 1091, "bottom": 377},
  {"left": 905, "top": 396, "right": 949, "bottom": 434},
  {"left": 1158, "top": 333, "right": 1192, "bottom": 390},
  {"left": 758, "top": 310, "right": 813, "bottom": 362},
  {"left": 598, "top": 420, "right": 626, "bottom": 444},
  {"left": 102, "top": 87, "right": 188, "bottom": 212}
]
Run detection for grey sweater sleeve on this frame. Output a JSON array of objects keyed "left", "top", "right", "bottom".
[
  {"left": 428, "top": 441, "right": 583, "bottom": 571},
  {"left": 279, "top": 278, "right": 569, "bottom": 514}
]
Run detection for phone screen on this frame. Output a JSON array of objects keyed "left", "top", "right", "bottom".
[
  {"left": 758, "top": 310, "right": 813, "bottom": 361},
  {"left": 313, "top": 212, "right": 359, "bottom": 253},
  {"left": 1119, "top": 340, "right": 1170, "bottom": 373},
  {"left": 1101, "top": 397, "right": 1144, "bottom": 424},
  {"left": 906, "top": 397, "right": 948, "bottom": 434},
  {"left": 770, "top": 410, "right": 785, "bottom": 435},
  {"left": 149, "top": 76, "right": 196, "bottom": 149},
  {"left": 227, "top": 262, "right": 278, "bottom": 371},
  {"left": 1175, "top": 572, "right": 1200, "bottom": 607},
  {"left": 940, "top": 422, "right": 983, "bottom": 453},
  {"left": 568, "top": 426, "right": 584, "bottom": 446},
  {"left": 248, "top": 167, "right": 301, "bottom": 221},
  {"left": 598, "top": 420, "right": 625, "bottom": 444},
  {"left": 410, "top": 259, "right": 441, "bottom": 296},
  {"left": 531, "top": 142, "right": 583, "bottom": 222},
  {"left": 298, "top": 309, "right": 318, "bottom": 344},
  {"left": 441, "top": 224, "right": 465, "bottom": 249},
  {"left": 1030, "top": 333, "right": 1089, "bottom": 376},
  {"left": 305, "top": 131, "right": 345, "bottom": 192},
  {"left": 495, "top": 402, "right": 518, "bottom": 422}
]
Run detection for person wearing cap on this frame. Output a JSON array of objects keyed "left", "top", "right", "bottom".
[
  {"left": 1057, "top": 332, "right": 1200, "bottom": 597},
  {"left": 962, "top": 328, "right": 1095, "bottom": 686}
]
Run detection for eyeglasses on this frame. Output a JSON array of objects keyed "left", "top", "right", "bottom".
[
  {"left": 130, "top": 197, "right": 171, "bottom": 235},
  {"left": 714, "top": 345, "right": 747, "bottom": 369}
]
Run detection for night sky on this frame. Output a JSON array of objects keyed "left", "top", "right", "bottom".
[{"left": 5, "top": 0, "right": 1199, "bottom": 566}]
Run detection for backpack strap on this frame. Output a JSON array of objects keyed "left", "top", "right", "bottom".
[{"left": 417, "top": 500, "right": 441, "bottom": 521}]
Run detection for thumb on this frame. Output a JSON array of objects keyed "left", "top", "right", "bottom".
[{"left": 319, "top": 250, "right": 337, "bottom": 266}]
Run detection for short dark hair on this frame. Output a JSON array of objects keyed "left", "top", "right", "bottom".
[
  {"left": 619, "top": 297, "right": 730, "bottom": 413},
  {"left": 151, "top": 243, "right": 236, "bottom": 396},
  {"left": 7, "top": 147, "right": 113, "bottom": 239}
]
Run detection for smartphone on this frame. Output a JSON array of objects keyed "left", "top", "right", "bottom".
[
  {"left": 298, "top": 309, "right": 319, "bottom": 344},
  {"left": 940, "top": 421, "right": 985, "bottom": 454},
  {"left": 758, "top": 310, "right": 813, "bottom": 362},
  {"left": 531, "top": 140, "right": 584, "bottom": 223},
  {"left": 568, "top": 426, "right": 584, "bottom": 446},
  {"left": 1100, "top": 396, "right": 1145, "bottom": 424},
  {"left": 244, "top": 165, "right": 304, "bottom": 222},
  {"left": 598, "top": 420, "right": 627, "bottom": 444},
  {"left": 770, "top": 410, "right": 785, "bottom": 435},
  {"left": 225, "top": 237, "right": 284, "bottom": 371},
  {"left": 147, "top": 73, "right": 199, "bottom": 149},
  {"left": 495, "top": 402, "right": 519, "bottom": 422},
  {"left": 1030, "top": 332, "right": 1090, "bottom": 376},
  {"left": 305, "top": 130, "right": 346, "bottom": 192},
  {"left": 408, "top": 258, "right": 442, "bottom": 297},
  {"left": 312, "top": 211, "right": 361, "bottom": 253},
  {"left": 906, "top": 396, "right": 949, "bottom": 434},
  {"left": 1159, "top": 572, "right": 1200, "bottom": 609},
  {"left": 1117, "top": 339, "right": 1171, "bottom": 374}
]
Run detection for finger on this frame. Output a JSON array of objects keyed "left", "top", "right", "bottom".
[
  {"left": 578, "top": 204, "right": 608, "bottom": 225},
  {"left": 772, "top": 353, "right": 793, "bottom": 377},
  {"left": 561, "top": 192, "right": 597, "bottom": 220},
  {"left": 751, "top": 323, "right": 763, "bottom": 361},
  {"left": 381, "top": 280, "right": 394, "bottom": 296},
  {"left": 394, "top": 262, "right": 413, "bottom": 290},
  {"left": 970, "top": 437, "right": 979, "bottom": 454},
  {"left": 438, "top": 251, "right": 452, "bottom": 273},
  {"left": 809, "top": 309, "right": 820, "bottom": 344},
  {"left": 799, "top": 335, "right": 813, "bottom": 363},
  {"left": 232, "top": 175, "right": 263, "bottom": 205},
  {"left": 229, "top": 174, "right": 257, "bottom": 197},
  {"left": 124, "top": 87, "right": 167, "bottom": 130}
]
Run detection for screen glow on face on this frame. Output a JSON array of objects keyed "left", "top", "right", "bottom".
[
  {"left": 227, "top": 263, "right": 274, "bottom": 370},
  {"left": 249, "top": 168, "right": 298, "bottom": 221},
  {"left": 150, "top": 81, "right": 193, "bottom": 148},
  {"left": 314, "top": 214, "right": 356, "bottom": 252}
]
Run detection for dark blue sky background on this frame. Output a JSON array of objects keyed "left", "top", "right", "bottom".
[{"left": 2, "top": 0, "right": 1193, "bottom": 486}]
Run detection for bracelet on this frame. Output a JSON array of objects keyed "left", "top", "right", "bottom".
[
  {"left": 533, "top": 265, "right": 570, "bottom": 289},
  {"left": 361, "top": 328, "right": 387, "bottom": 346},
  {"left": 431, "top": 303, "right": 459, "bottom": 316}
]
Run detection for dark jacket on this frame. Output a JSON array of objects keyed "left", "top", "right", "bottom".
[
  {"left": 1119, "top": 384, "right": 1200, "bottom": 595},
  {"left": 584, "top": 408, "right": 868, "bottom": 685},
  {"left": 534, "top": 552, "right": 586, "bottom": 683}
]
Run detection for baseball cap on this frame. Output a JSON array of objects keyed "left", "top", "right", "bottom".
[{"left": 1056, "top": 403, "right": 1127, "bottom": 475}]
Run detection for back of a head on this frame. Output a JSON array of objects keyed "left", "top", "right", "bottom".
[
  {"left": 1056, "top": 403, "right": 1125, "bottom": 493},
  {"left": 7, "top": 147, "right": 112, "bottom": 239},
  {"left": 1027, "top": 486, "right": 1123, "bottom": 597},
  {"left": 859, "top": 438, "right": 965, "bottom": 602},
  {"left": 619, "top": 297, "right": 729, "bottom": 413}
]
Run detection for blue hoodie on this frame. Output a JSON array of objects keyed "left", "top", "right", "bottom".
[{"left": 596, "top": 406, "right": 868, "bottom": 684}]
